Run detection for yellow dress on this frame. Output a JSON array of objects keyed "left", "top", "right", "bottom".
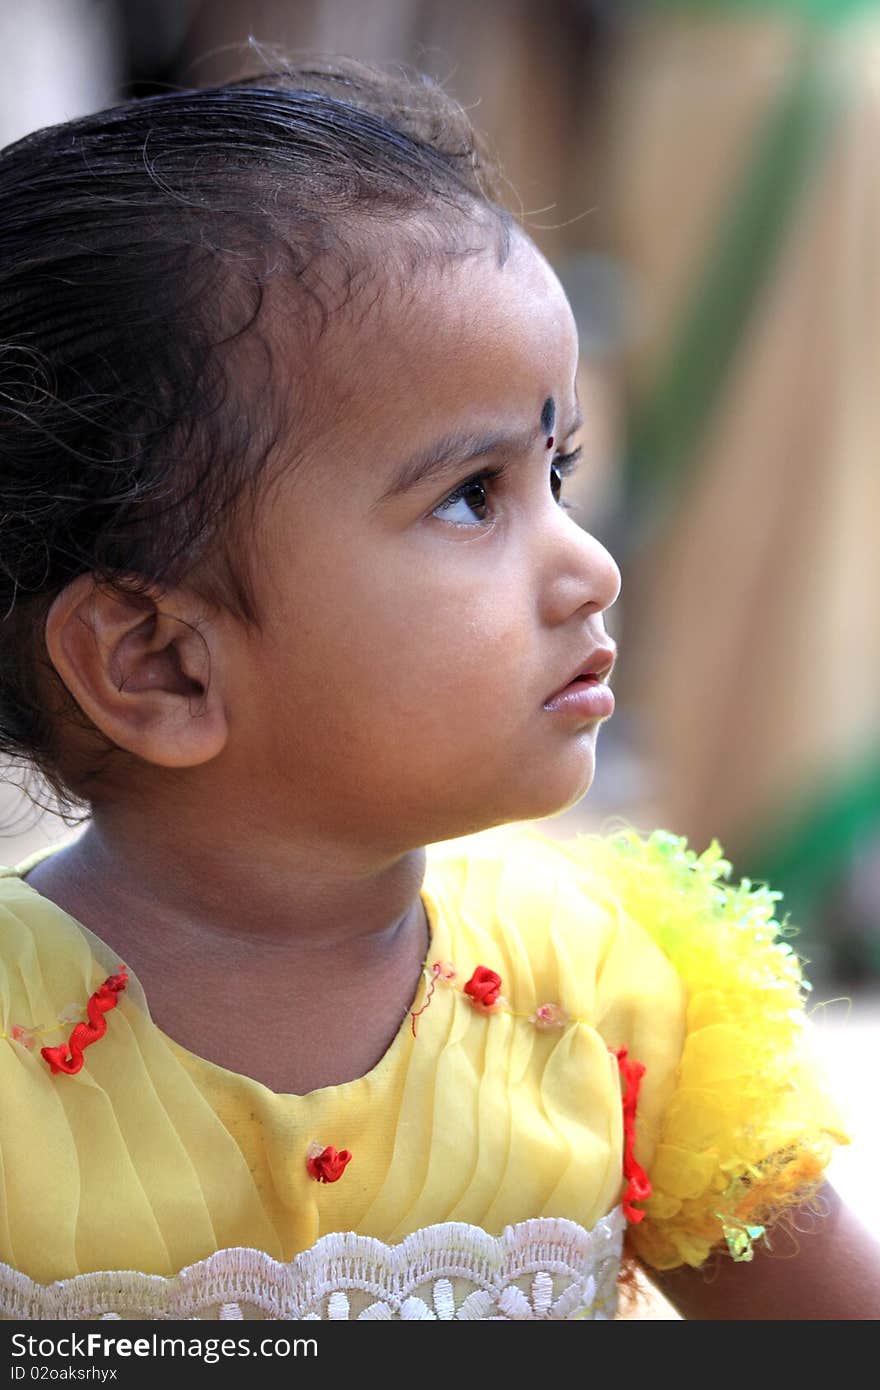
[{"left": 0, "top": 822, "right": 848, "bottom": 1320}]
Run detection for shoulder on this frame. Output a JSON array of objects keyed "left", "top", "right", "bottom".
[{"left": 428, "top": 820, "right": 810, "bottom": 1011}]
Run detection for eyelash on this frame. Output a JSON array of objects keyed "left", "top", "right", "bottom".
[{"left": 434, "top": 448, "right": 584, "bottom": 525}]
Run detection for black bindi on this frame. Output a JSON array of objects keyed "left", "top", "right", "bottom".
[{"left": 540, "top": 396, "right": 555, "bottom": 449}]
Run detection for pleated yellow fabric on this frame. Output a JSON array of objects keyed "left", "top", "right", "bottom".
[{"left": 0, "top": 821, "right": 848, "bottom": 1285}]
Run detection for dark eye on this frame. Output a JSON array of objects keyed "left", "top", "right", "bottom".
[
  {"left": 551, "top": 447, "right": 583, "bottom": 510},
  {"left": 432, "top": 466, "right": 505, "bottom": 525},
  {"left": 432, "top": 447, "right": 584, "bottom": 527}
]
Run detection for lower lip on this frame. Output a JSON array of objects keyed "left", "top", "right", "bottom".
[{"left": 542, "top": 677, "right": 615, "bottom": 720}]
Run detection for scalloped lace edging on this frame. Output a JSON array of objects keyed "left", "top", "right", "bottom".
[{"left": 1, "top": 1208, "right": 625, "bottom": 1320}]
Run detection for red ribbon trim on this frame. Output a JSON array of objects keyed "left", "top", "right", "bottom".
[
  {"left": 41, "top": 968, "right": 129, "bottom": 1075},
  {"left": 612, "top": 1045, "right": 652, "bottom": 1224}
]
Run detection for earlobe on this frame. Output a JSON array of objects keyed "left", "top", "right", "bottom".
[{"left": 44, "top": 574, "right": 229, "bottom": 768}]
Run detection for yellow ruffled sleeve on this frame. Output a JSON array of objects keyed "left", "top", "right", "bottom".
[{"left": 553, "top": 826, "right": 851, "bottom": 1273}]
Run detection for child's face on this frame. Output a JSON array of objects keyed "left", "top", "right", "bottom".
[{"left": 233, "top": 226, "right": 621, "bottom": 849}]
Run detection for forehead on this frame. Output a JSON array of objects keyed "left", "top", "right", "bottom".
[{"left": 303, "top": 224, "right": 579, "bottom": 459}]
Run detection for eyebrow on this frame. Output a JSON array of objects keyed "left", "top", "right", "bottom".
[{"left": 374, "top": 399, "right": 585, "bottom": 507}]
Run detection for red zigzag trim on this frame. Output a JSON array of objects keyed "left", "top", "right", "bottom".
[
  {"left": 41, "top": 968, "right": 129, "bottom": 1075},
  {"left": 612, "top": 1045, "right": 652, "bottom": 1224}
]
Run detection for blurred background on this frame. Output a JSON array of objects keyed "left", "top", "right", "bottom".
[{"left": 1, "top": 0, "right": 877, "bottom": 1312}]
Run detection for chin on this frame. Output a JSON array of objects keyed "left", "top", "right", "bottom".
[
  {"left": 535, "top": 778, "right": 595, "bottom": 822},
  {"left": 418, "top": 738, "right": 598, "bottom": 843},
  {"left": 506, "top": 749, "right": 597, "bottom": 826}
]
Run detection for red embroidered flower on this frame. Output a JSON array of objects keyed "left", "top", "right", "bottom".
[
  {"left": 463, "top": 965, "right": 503, "bottom": 1009},
  {"left": 306, "top": 1144, "right": 352, "bottom": 1184}
]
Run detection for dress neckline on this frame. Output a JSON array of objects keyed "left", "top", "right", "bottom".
[
  {"left": 154, "top": 880, "right": 444, "bottom": 1101},
  {"left": 2, "top": 842, "right": 447, "bottom": 1103}
]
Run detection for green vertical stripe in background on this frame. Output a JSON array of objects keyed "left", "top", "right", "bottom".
[{"left": 624, "top": 31, "right": 844, "bottom": 521}]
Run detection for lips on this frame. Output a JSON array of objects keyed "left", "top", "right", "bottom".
[{"left": 544, "top": 644, "right": 617, "bottom": 704}]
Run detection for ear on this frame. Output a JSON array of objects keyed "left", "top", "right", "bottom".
[{"left": 44, "top": 574, "right": 229, "bottom": 769}]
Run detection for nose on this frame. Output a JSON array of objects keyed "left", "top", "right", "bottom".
[{"left": 539, "top": 508, "right": 622, "bottom": 625}]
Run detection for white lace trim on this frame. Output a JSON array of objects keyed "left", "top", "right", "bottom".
[{"left": 0, "top": 1208, "right": 626, "bottom": 1320}]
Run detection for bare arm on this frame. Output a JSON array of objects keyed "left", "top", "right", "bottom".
[{"left": 647, "top": 1185, "right": 880, "bottom": 1320}]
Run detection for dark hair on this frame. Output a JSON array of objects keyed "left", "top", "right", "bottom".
[{"left": 0, "top": 54, "right": 517, "bottom": 815}]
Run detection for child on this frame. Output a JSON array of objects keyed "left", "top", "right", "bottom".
[{"left": 0, "top": 56, "right": 876, "bottom": 1321}]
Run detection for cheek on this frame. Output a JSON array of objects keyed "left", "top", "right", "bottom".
[
  {"left": 372, "top": 585, "right": 533, "bottom": 747},
  {"left": 258, "top": 529, "right": 530, "bottom": 742}
]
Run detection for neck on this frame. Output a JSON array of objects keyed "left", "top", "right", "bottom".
[{"left": 23, "top": 805, "right": 429, "bottom": 973}]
